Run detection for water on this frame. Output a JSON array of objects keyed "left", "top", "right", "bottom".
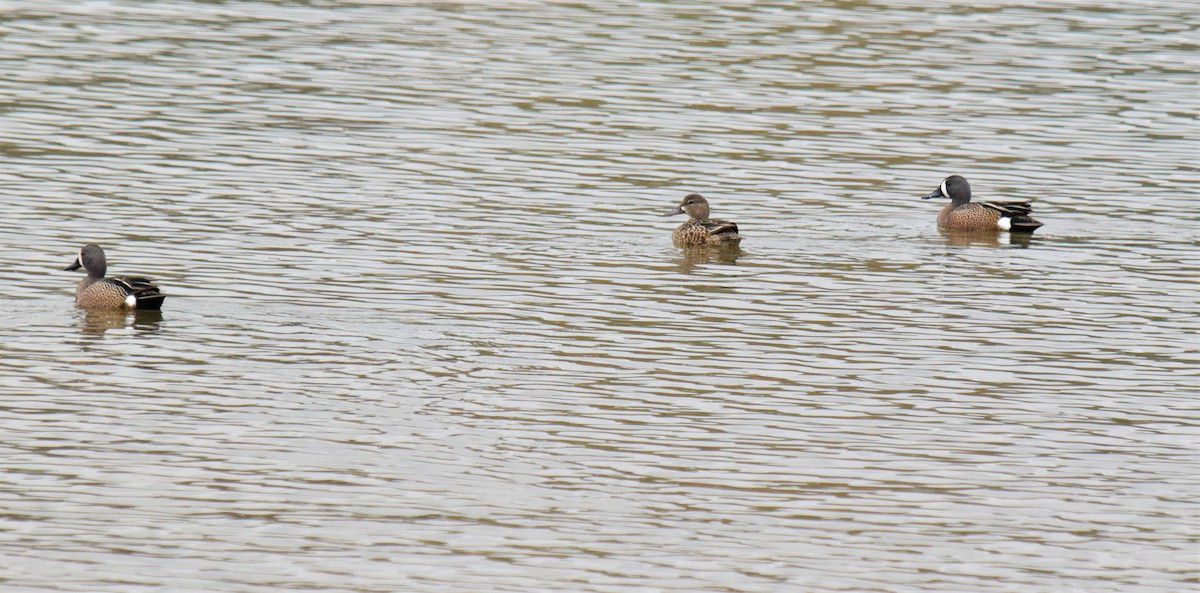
[{"left": 0, "top": 1, "right": 1196, "bottom": 592}]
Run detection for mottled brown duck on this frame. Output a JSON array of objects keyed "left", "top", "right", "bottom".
[
  {"left": 923, "top": 175, "right": 1043, "bottom": 233},
  {"left": 64, "top": 244, "right": 165, "bottom": 310},
  {"left": 663, "top": 193, "right": 742, "bottom": 247}
]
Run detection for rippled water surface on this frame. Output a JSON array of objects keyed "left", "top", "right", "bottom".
[{"left": 1, "top": 1, "right": 1196, "bottom": 592}]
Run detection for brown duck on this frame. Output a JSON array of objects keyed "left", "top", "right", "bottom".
[
  {"left": 923, "top": 175, "right": 1043, "bottom": 233},
  {"left": 64, "top": 244, "right": 165, "bottom": 310},
  {"left": 662, "top": 193, "right": 742, "bottom": 247}
]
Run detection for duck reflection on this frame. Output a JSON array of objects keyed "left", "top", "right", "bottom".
[
  {"left": 938, "top": 229, "right": 1034, "bottom": 248},
  {"left": 673, "top": 243, "right": 743, "bottom": 272},
  {"left": 79, "top": 309, "right": 164, "bottom": 336}
]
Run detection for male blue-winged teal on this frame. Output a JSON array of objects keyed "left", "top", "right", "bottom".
[
  {"left": 662, "top": 193, "right": 742, "bottom": 247},
  {"left": 63, "top": 244, "right": 165, "bottom": 310},
  {"left": 923, "top": 175, "right": 1043, "bottom": 233}
]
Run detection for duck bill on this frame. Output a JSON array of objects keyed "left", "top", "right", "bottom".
[
  {"left": 663, "top": 205, "right": 684, "bottom": 216},
  {"left": 63, "top": 259, "right": 82, "bottom": 271},
  {"left": 922, "top": 189, "right": 944, "bottom": 200}
]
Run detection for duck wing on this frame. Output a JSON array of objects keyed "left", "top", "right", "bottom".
[
  {"left": 978, "top": 201, "right": 1043, "bottom": 233},
  {"left": 978, "top": 200, "right": 1034, "bottom": 218},
  {"left": 701, "top": 219, "right": 740, "bottom": 237},
  {"left": 111, "top": 276, "right": 166, "bottom": 310}
]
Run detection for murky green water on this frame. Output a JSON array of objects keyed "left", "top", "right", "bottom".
[{"left": 1, "top": 1, "right": 1196, "bottom": 592}]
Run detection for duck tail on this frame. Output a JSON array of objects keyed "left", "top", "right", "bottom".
[{"left": 1009, "top": 216, "right": 1043, "bottom": 234}]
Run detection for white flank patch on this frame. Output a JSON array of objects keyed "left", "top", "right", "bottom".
[
  {"left": 996, "top": 217, "right": 1012, "bottom": 231},
  {"left": 125, "top": 294, "right": 138, "bottom": 308}
]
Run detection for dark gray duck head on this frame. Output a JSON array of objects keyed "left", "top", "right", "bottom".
[
  {"left": 63, "top": 244, "right": 107, "bottom": 278},
  {"left": 923, "top": 175, "right": 972, "bottom": 206}
]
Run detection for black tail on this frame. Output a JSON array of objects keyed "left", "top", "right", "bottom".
[
  {"left": 135, "top": 291, "right": 166, "bottom": 310},
  {"left": 982, "top": 201, "right": 1042, "bottom": 233},
  {"left": 116, "top": 276, "right": 166, "bottom": 310},
  {"left": 1009, "top": 216, "right": 1043, "bottom": 234}
]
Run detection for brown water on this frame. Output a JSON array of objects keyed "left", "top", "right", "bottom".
[{"left": 0, "top": 2, "right": 1196, "bottom": 592}]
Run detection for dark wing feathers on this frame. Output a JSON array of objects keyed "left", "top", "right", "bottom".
[
  {"left": 111, "top": 276, "right": 165, "bottom": 310},
  {"left": 977, "top": 201, "right": 1044, "bottom": 232},
  {"left": 701, "top": 219, "right": 739, "bottom": 237},
  {"left": 978, "top": 200, "right": 1034, "bottom": 218}
]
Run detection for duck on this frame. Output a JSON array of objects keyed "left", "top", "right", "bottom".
[
  {"left": 662, "top": 193, "right": 742, "bottom": 247},
  {"left": 63, "top": 244, "right": 165, "bottom": 310},
  {"left": 923, "top": 175, "right": 1043, "bottom": 233}
]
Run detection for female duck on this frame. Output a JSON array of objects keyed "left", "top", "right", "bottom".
[
  {"left": 64, "top": 244, "right": 165, "bottom": 310},
  {"left": 663, "top": 193, "right": 742, "bottom": 247},
  {"left": 923, "top": 175, "right": 1043, "bottom": 233}
]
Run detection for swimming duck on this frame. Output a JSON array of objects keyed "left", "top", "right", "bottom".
[
  {"left": 663, "top": 193, "right": 742, "bottom": 247},
  {"left": 923, "top": 175, "right": 1043, "bottom": 233},
  {"left": 64, "top": 244, "right": 165, "bottom": 310}
]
